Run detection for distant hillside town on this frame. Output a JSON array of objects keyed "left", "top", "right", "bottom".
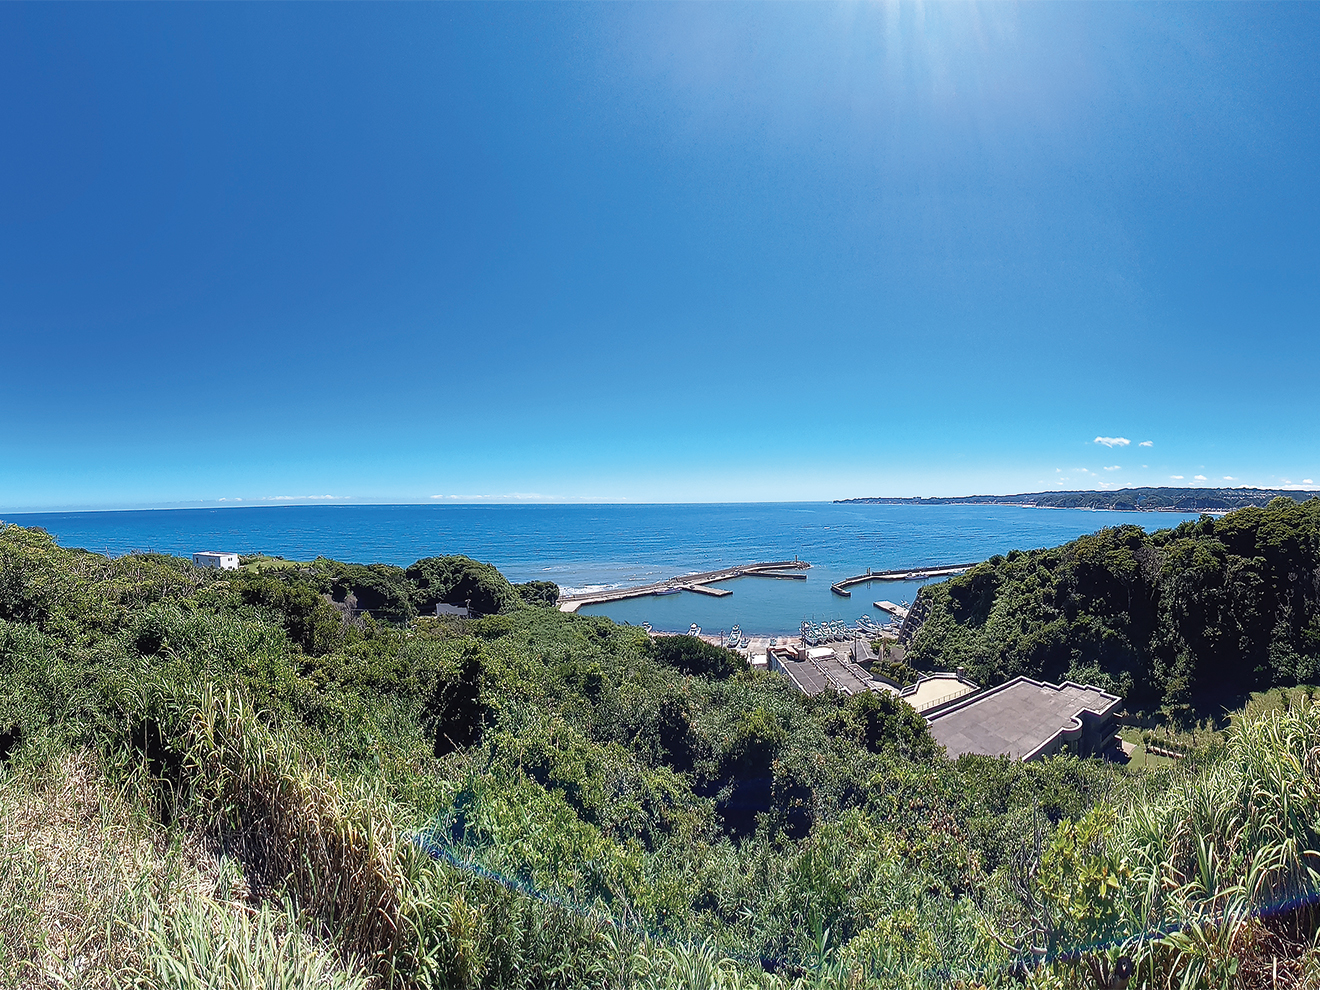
[{"left": 837, "top": 486, "right": 1318, "bottom": 513}]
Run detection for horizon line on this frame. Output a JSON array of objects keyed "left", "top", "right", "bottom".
[{"left": 3, "top": 483, "right": 1316, "bottom": 516}]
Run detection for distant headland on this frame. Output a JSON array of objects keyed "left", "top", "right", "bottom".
[{"left": 836, "top": 486, "right": 1318, "bottom": 513}]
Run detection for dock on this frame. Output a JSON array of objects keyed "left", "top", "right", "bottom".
[
  {"left": 873, "top": 600, "right": 909, "bottom": 620},
  {"left": 682, "top": 583, "right": 732, "bottom": 597},
  {"left": 558, "top": 560, "right": 811, "bottom": 613},
  {"left": 829, "top": 562, "right": 978, "bottom": 597}
]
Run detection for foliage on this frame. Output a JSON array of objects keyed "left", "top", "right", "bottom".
[
  {"left": 3, "top": 519, "right": 1319, "bottom": 988},
  {"left": 1016, "top": 695, "right": 1320, "bottom": 989},
  {"left": 405, "top": 555, "right": 518, "bottom": 617},
  {"left": 144, "top": 896, "right": 372, "bottom": 990},
  {"left": 909, "top": 497, "right": 1320, "bottom": 718},
  {"left": 513, "top": 580, "right": 560, "bottom": 609},
  {"left": 650, "top": 633, "right": 746, "bottom": 679},
  {"left": 842, "top": 690, "right": 940, "bottom": 761}
]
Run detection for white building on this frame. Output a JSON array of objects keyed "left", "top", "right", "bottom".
[{"left": 193, "top": 551, "right": 240, "bottom": 570}]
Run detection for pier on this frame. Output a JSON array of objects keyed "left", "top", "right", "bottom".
[
  {"left": 558, "top": 560, "right": 811, "bottom": 613},
  {"left": 873, "top": 600, "right": 909, "bottom": 621},
  {"left": 682, "top": 583, "right": 732, "bottom": 597},
  {"left": 829, "top": 563, "right": 978, "bottom": 598}
]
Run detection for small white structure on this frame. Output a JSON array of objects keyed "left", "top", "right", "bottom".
[{"left": 193, "top": 552, "right": 240, "bottom": 571}]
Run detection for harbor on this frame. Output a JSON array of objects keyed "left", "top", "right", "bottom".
[{"left": 568, "top": 552, "right": 976, "bottom": 637}]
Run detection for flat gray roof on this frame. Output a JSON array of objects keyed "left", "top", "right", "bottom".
[
  {"left": 927, "top": 677, "right": 1121, "bottom": 760},
  {"left": 775, "top": 653, "right": 874, "bottom": 696}
]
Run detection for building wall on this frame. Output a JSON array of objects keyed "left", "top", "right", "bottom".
[{"left": 193, "top": 553, "right": 239, "bottom": 570}]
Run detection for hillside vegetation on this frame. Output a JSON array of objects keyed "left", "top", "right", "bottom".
[
  {"left": 1, "top": 519, "right": 1320, "bottom": 988},
  {"left": 909, "top": 497, "right": 1320, "bottom": 720}
]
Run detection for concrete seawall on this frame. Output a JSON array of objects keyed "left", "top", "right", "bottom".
[
  {"left": 829, "top": 562, "right": 979, "bottom": 598},
  {"left": 558, "top": 559, "right": 811, "bottom": 613}
]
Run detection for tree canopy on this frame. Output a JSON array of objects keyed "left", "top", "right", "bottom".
[{"left": 908, "top": 496, "right": 1320, "bottom": 719}]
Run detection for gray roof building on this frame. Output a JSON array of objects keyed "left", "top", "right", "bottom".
[{"left": 926, "top": 677, "right": 1122, "bottom": 761}]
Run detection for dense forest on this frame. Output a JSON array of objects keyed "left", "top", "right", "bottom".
[
  {"left": 908, "top": 497, "right": 1320, "bottom": 720},
  {"left": 838, "top": 488, "right": 1317, "bottom": 513},
  {"left": 2, "top": 518, "right": 1320, "bottom": 988}
]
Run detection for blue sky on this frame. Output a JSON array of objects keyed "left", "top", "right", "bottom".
[{"left": 2, "top": 2, "right": 1317, "bottom": 509}]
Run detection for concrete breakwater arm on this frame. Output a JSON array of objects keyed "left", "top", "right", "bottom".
[
  {"left": 829, "top": 563, "right": 980, "bottom": 598},
  {"left": 558, "top": 560, "right": 810, "bottom": 613}
]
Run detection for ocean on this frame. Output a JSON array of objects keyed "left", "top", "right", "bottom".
[{"left": 4, "top": 502, "right": 1203, "bottom": 635}]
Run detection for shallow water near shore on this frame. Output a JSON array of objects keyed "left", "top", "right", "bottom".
[{"left": 6, "top": 502, "right": 1202, "bottom": 635}]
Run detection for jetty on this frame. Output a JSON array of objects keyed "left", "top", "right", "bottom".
[
  {"left": 830, "top": 563, "right": 978, "bottom": 598},
  {"left": 558, "top": 560, "right": 811, "bottom": 613}
]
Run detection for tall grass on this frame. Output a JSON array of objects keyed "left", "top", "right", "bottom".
[
  {"left": 142, "top": 896, "right": 371, "bottom": 990},
  {"left": 155, "top": 682, "right": 425, "bottom": 979},
  {"left": 1026, "top": 697, "right": 1320, "bottom": 988}
]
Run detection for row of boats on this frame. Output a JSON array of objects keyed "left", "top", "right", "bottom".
[
  {"left": 799, "top": 613, "right": 901, "bottom": 646},
  {"left": 643, "top": 616, "right": 899, "bottom": 648}
]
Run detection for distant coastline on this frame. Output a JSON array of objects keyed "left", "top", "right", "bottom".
[{"left": 836, "top": 487, "right": 1318, "bottom": 513}]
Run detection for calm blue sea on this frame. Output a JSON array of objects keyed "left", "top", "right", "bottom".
[{"left": 4, "top": 503, "right": 1201, "bottom": 635}]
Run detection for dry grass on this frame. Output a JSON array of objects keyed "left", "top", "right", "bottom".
[
  {"left": 0, "top": 748, "right": 368, "bottom": 990},
  {"left": 0, "top": 750, "right": 203, "bottom": 987}
]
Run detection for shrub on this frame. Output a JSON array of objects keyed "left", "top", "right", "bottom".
[
  {"left": 514, "top": 580, "right": 560, "bottom": 609},
  {"left": 406, "top": 556, "right": 518, "bottom": 616},
  {"left": 650, "top": 635, "right": 744, "bottom": 679}
]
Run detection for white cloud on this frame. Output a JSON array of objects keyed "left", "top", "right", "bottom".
[
  {"left": 1103, "top": 465, "right": 1121, "bottom": 471},
  {"left": 1139, "top": 440, "right": 1154, "bottom": 447},
  {"left": 1142, "top": 465, "right": 1148, "bottom": 469},
  {"left": 265, "top": 494, "right": 339, "bottom": 501},
  {"left": 1170, "top": 475, "right": 1184, "bottom": 480},
  {"left": 1094, "top": 436, "right": 1131, "bottom": 448},
  {"left": 1194, "top": 475, "right": 1207, "bottom": 481},
  {"left": 430, "top": 492, "right": 551, "bottom": 502},
  {"left": 1223, "top": 476, "right": 1235, "bottom": 481},
  {"left": 1306, "top": 480, "right": 1315, "bottom": 486}
]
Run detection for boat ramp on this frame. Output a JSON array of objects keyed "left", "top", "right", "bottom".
[{"left": 558, "top": 559, "right": 811, "bottom": 613}]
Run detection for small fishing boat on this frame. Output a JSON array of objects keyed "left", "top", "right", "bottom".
[
  {"left": 655, "top": 587, "right": 681, "bottom": 596},
  {"left": 688, "top": 623, "right": 701, "bottom": 637}
]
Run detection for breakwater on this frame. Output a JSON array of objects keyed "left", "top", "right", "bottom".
[
  {"left": 829, "top": 563, "right": 978, "bottom": 598},
  {"left": 558, "top": 560, "right": 811, "bottom": 613}
]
